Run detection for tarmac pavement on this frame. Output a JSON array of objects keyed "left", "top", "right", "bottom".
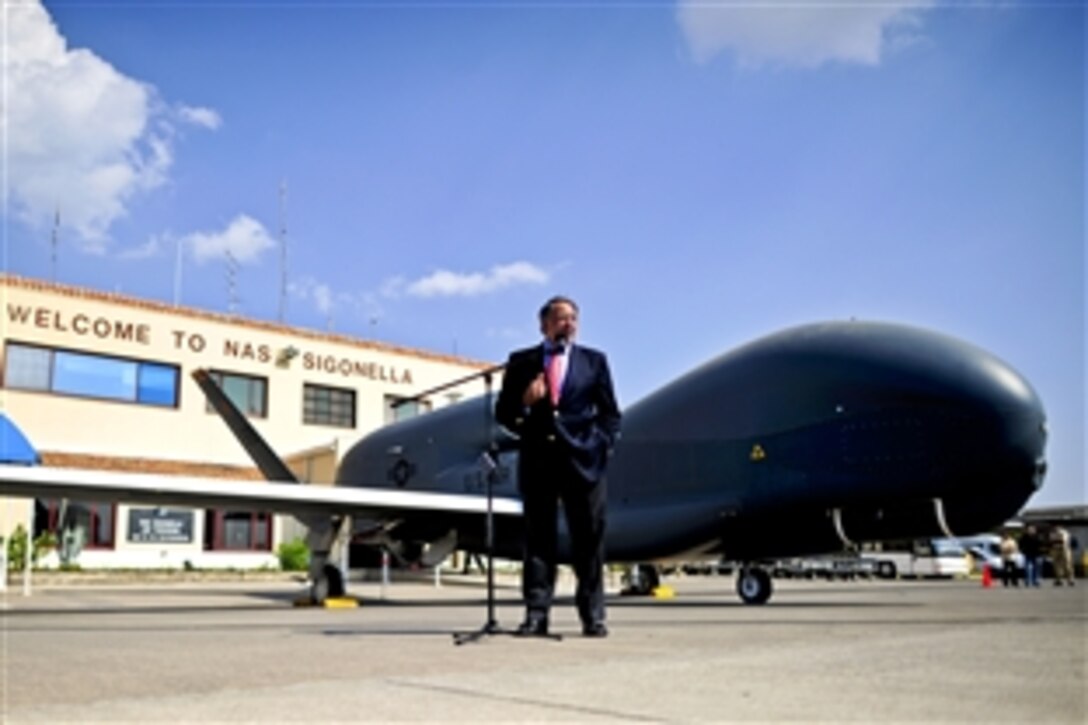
[{"left": 1, "top": 574, "right": 1084, "bottom": 722}]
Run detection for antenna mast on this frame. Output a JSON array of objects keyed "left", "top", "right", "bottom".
[
  {"left": 278, "top": 179, "right": 288, "bottom": 323},
  {"left": 50, "top": 206, "right": 60, "bottom": 281},
  {"left": 174, "top": 236, "right": 183, "bottom": 306},
  {"left": 226, "top": 251, "right": 239, "bottom": 314}
]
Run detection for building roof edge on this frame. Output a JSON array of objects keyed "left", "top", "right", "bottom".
[{"left": 0, "top": 273, "right": 495, "bottom": 369}]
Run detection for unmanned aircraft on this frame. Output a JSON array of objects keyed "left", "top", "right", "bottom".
[{"left": 0, "top": 320, "right": 1047, "bottom": 605}]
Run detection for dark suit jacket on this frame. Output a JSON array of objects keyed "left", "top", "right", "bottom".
[{"left": 496, "top": 343, "right": 621, "bottom": 484}]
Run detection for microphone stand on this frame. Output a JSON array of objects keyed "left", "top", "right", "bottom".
[
  {"left": 390, "top": 365, "right": 560, "bottom": 644},
  {"left": 452, "top": 369, "right": 510, "bottom": 644},
  {"left": 451, "top": 370, "right": 560, "bottom": 644}
]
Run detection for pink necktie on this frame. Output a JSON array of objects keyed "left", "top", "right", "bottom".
[{"left": 547, "top": 352, "right": 563, "bottom": 406}]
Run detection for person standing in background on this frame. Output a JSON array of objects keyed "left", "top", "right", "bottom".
[
  {"left": 1000, "top": 532, "right": 1020, "bottom": 587},
  {"left": 1019, "top": 525, "right": 1043, "bottom": 587},
  {"left": 1050, "top": 525, "right": 1075, "bottom": 586}
]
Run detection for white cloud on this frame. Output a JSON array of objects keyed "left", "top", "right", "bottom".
[
  {"left": 487, "top": 326, "right": 530, "bottom": 341},
  {"left": 4, "top": 1, "right": 220, "bottom": 249},
  {"left": 289, "top": 277, "right": 332, "bottom": 314},
  {"left": 117, "top": 236, "right": 162, "bottom": 261},
  {"left": 379, "top": 275, "right": 407, "bottom": 299},
  {"left": 312, "top": 284, "right": 334, "bottom": 315},
  {"left": 404, "top": 261, "right": 550, "bottom": 298},
  {"left": 184, "top": 215, "right": 275, "bottom": 264},
  {"left": 178, "top": 105, "right": 222, "bottom": 130},
  {"left": 676, "top": 0, "right": 937, "bottom": 68},
  {"left": 289, "top": 276, "right": 384, "bottom": 325},
  {"left": 286, "top": 261, "right": 545, "bottom": 328}
]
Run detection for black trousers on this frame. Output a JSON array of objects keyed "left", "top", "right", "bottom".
[{"left": 520, "top": 456, "right": 607, "bottom": 626}]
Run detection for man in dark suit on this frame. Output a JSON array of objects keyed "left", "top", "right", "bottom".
[{"left": 496, "top": 295, "right": 621, "bottom": 637}]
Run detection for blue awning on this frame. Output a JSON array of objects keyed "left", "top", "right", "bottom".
[{"left": 0, "top": 413, "right": 40, "bottom": 465}]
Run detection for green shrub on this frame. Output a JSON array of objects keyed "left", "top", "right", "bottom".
[
  {"left": 35, "top": 530, "right": 58, "bottom": 554},
  {"left": 6, "top": 525, "right": 29, "bottom": 570},
  {"left": 277, "top": 538, "right": 310, "bottom": 571},
  {"left": 6, "top": 527, "right": 67, "bottom": 570}
]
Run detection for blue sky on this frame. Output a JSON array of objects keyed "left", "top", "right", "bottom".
[{"left": 4, "top": 1, "right": 1084, "bottom": 506}]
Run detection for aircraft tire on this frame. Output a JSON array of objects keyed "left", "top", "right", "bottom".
[
  {"left": 737, "top": 567, "right": 773, "bottom": 605},
  {"left": 622, "top": 563, "right": 661, "bottom": 596},
  {"left": 640, "top": 564, "right": 661, "bottom": 594},
  {"left": 311, "top": 564, "right": 346, "bottom": 604}
]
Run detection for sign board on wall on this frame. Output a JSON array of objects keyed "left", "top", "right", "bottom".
[{"left": 128, "top": 508, "right": 194, "bottom": 544}]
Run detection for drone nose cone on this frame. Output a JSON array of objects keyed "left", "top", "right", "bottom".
[
  {"left": 976, "top": 355, "right": 1039, "bottom": 411},
  {"left": 800, "top": 322, "right": 1047, "bottom": 540},
  {"left": 768, "top": 322, "right": 1047, "bottom": 527},
  {"left": 910, "top": 329, "right": 1047, "bottom": 529},
  {"left": 949, "top": 336, "right": 1045, "bottom": 464},
  {"left": 957, "top": 341, "right": 1043, "bottom": 424}
]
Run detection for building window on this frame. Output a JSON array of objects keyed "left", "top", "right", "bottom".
[
  {"left": 384, "top": 394, "right": 431, "bottom": 424},
  {"left": 35, "top": 499, "right": 116, "bottom": 550},
  {"left": 207, "top": 370, "right": 267, "bottom": 418},
  {"left": 203, "top": 510, "right": 272, "bottom": 551},
  {"left": 303, "top": 383, "right": 356, "bottom": 428},
  {"left": 138, "top": 363, "right": 180, "bottom": 406},
  {"left": 54, "top": 351, "right": 137, "bottom": 400},
  {"left": 4, "top": 344, "right": 51, "bottom": 390},
  {"left": 3, "top": 342, "right": 179, "bottom": 407}
]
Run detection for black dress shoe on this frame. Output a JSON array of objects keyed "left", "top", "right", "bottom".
[
  {"left": 582, "top": 622, "right": 608, "bottom": 638},
  {"left": 515, "top": 618, "right": 549, "bottom": 637}
]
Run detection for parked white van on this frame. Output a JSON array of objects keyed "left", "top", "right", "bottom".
[{"left": 958, "top": 534, "right": 1025, "bottom": 576}]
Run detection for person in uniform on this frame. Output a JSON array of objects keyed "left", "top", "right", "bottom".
[{"left": 1049, "top": 525, "right": 1075, "bottom": 586}]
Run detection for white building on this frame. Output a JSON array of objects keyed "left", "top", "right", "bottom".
[{"left": 0, "top": 274, "right": 496, "bottom": 570}]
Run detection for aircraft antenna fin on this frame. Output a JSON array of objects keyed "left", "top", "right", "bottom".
[
  {"left": 933, "top": 498, "right": 956, "bottom": 539},
  {"left": 192, "top": 368, "right": 298, "bottom": 483},
  {"left": 831, "top": 507, "right": 856, "bottom": 550}
]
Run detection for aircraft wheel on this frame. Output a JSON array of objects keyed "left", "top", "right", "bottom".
[
  {"left": 622, "top": 563, "right": 660, "bottom": 596},
  {"left": 639, "top": 564, "right": 661, "bottom": 593},
  {"left": 737, "top": 567, "right": 773, "bottom": 605},
  {"left": 311, "top": 564, "right": 346, "bottom": 604},
  {"left": 877, "top": 561, "right": 897, "bottom": 579}
]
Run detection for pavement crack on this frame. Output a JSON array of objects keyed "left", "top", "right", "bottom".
[{"left": 382, "top": 678, "right": 662, "bottom": 722}]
